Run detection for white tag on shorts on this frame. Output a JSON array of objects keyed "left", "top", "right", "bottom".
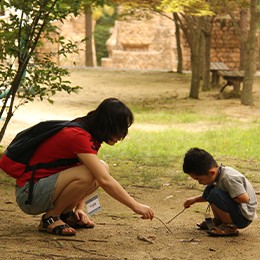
[{"left": 85, "top": 195, "right": 101, "bottom": 216}]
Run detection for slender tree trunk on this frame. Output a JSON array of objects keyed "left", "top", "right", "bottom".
[
  {"left": 239, "top": 9, "right": 247, "bottom": 70},
  {"left": 0, "top": 63, "right": 28, "bottom": 142},
  {"left": 188, "top": 16, "right": 204, "bottom": 99},
  {"left": 190, "top": 45, "right": 201, "bottom": 98},
  {"left": 199, "top": 32, "right": 205, "bottom": 79},
  {"left": 85, "top": 5, "right": 94, "bottom": 67},
  {"left": 173, "top": 13, "right": 182, "bottom": 73},
  {"left": 202, "top": 16, "right": 214, "bottom": 91},
  {"left": 241, "top": 0, "right": 259, "bottom": 105},
  {"left": 202, "top": 33, "right": 211, "bottom": 91}
]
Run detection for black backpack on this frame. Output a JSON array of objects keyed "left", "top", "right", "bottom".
[{"left": 0, "top": 120, "right": 89, "bottom": 204}]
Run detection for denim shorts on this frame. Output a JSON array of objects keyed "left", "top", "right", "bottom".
[{"left": 15, "top": 172, "right": 60, "bottom": 215}]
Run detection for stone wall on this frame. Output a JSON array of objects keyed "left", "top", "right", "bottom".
[
  {"left": 102, "top": 14, "right": 179, "bottom": 71},
  {"left": 35, "top": 11, "right": 259, "bottom": 72},
  {"left": 102, "top": 13, "right": 259, "bottom": 72},
  {"left": 211, "top": 18, "right": 241, "bottom": 70},
  {"left": 36, "top": 13, "right": 86, "bottom": 67}
]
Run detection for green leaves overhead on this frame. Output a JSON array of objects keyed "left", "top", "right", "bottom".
[
  {"left": 0, "top": 0, "right": 113, "bottom": 142},
  {"left": 161, "top": 0, "right": 214, "bottom": 16}
]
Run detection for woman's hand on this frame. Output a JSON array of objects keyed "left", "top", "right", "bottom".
[
  {"left": 74, "top": 208, "right": 85, "bottom": 222},
  {"left": 133, "top": 203, "right": 154, "bottom": 220},
  {"left": 74, "top": 208, "right": 94, "bottom": 226}
]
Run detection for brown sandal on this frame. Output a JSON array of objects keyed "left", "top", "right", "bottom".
[
  {"left": 197, "top": 219, "right": 221, "bottom": 230},
  {"left": 39, "top": 214, "right": 76, "bottom": 236},
  {"left": 207, "top": 223, "right": 239, "bottom": 237}
]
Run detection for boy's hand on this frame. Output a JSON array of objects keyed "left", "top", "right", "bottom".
[
  {"left": 184, "top": 195, "right": 206, "bottom": 208},
  {"left": 184, "top": 198, "right": 196, "bottom": 208}
]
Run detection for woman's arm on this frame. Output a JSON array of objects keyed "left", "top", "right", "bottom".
[{"left": 77, "top": 153, "right": 154, "bottom": 219}]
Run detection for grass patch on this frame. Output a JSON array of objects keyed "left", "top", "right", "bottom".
[
  {"left": 99, "top": 123, "right": 260, "bottom": 188},
  {"left": 99, "top": 127, "right": 260, "bottom": 163},
  {"left": 131, "top": 107, "right": 229, "bottom": 125}
]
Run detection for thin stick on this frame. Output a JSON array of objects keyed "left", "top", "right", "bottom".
[
  {"left": 154, "top": 216, "right": 172, "bottom": 234},
  {"left": 166, "top": 208, "right": 186, "bottom": 224}
]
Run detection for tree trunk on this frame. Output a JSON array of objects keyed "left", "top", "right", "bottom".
[
  {"left": 239, "top": 9, "right": 247, "bottom": 70},
  {"left": 85, "top": 6, "right": 94, "bottom": 67},
  {"left": 199, "top": 32, "right": 205, "bottom": 80},
  {"left": 187, "top": 16, "right": 204, "bottom": 99},
  {"left": 173, "top": 13, "right": 182, "bottom": 73},
  {"left": 0, "top": 64, "right": 27, "bottom": 142},
  {"left": 202, "top": 16, "right": 214, "bottom": 91},
  {"left": 189, "top": 46, "right": 201, "bottom": 98},
  {"left": 241, "top": 0, "right": 259, "bottom": 105}
]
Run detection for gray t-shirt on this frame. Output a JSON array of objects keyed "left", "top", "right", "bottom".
[{"left": 216, "top": 166, "right": 257, "bottom": 221}]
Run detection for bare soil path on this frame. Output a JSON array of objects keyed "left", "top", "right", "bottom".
[{"left": 1, "top": 68, "right": 260, "bottom": 260}]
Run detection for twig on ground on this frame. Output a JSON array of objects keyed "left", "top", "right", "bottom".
[
  {"left": 154, "top": 216, "right": 173, "bottom": 234},
  {"left": 72, "top": 242, "right": 108, "bottom": 257},
  {"left": 179, "top": 237, "right": 201, "bottom": 243},
  {"left": 166, "top": 208, "right": 186, "bottom": 224},
  {"left": 88, "top": 239, "right": 108, "bottom": 243},
  {"left": 17, "top": 251, "right": 63, "bottom": 259},
  {"left": 54, "top": 240, "right": 64, "bottom": 248},
  {"left": 137, "top": 235, "right": 154, "bottom": 244},
  {"left": 53, "top": 237, "right": 85, "bottom": 243},
  {"left": 107, "top": 214, "right": 125, "bottom": 219}
]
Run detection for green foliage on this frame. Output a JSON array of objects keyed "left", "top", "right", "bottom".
[
  {"left": 94, "top": 5, "right": 117, "bottom": 26},
  {"left": 94, "top": 24, "right": 110, "bottom": 66},
  {"left": 119, "top": 0, "right": 214, "bottom": 19},
  {"left": 0, "top": 0, "right": 106, "bottom": 142},
  {"left": 161, "top": 0, "right": 214, "bottom": 16},
  {"left": 94, "top": 5, "right": 117, "bottom": 66}
]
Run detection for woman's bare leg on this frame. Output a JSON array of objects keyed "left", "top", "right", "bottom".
[
  {"left": 42, "top": 165, "right": 95, "bottom": 233},
  {"left": 42, "top": 160, "right": 109, "bottom": 232}
]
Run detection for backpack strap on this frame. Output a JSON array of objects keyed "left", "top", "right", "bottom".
[{"left": 25, "top": 121, "right": 89, "bottom": 205}]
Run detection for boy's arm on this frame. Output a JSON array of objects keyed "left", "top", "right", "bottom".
[
  {"left": 184, "top": 194, "right": 207, "bottom": 208},
  {"left": 233, "top": 192, "right": 250, "bottom": 204}
]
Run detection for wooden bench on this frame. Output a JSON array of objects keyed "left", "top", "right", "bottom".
[
  {"left": 210, "top": 62, "right": 230, "bottom": 87},
  {"left": 217, "top": 70, "right": 244, "bottom": 92}
]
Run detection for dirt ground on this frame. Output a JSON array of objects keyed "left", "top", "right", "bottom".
[{"left": 1, "top": 68, "right": 260, "bottom": 260}]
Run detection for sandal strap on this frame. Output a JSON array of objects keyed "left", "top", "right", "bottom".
[
  {"left": 52, "top": 223, "right": 71, "bottom": 235},
  {"left": 221, "top": 223, "right": 237, "bottom": 229},
  {"left": 42, "top": 214, "right": 61, "bottom": 229},
  {"left": 209, "top": 223, "right": 238, "bottom": 234},
  {"left": 60, "top": 210, "right": 74, "bottom": 222}
]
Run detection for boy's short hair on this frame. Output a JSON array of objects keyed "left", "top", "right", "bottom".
[{"left": 183, "top": 148, "right": 218, "bottom": 176}]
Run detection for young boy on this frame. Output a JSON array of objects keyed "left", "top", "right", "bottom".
[{"left": 183, "top": 148, "right": 257, "bottom": 237}]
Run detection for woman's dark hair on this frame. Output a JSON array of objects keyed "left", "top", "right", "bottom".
[
  {"left": 74, "top": 98, "right": 134, "bottom": 143},
  {"left": 183, "top": 148, "right": 218, "bottom": 176}
]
